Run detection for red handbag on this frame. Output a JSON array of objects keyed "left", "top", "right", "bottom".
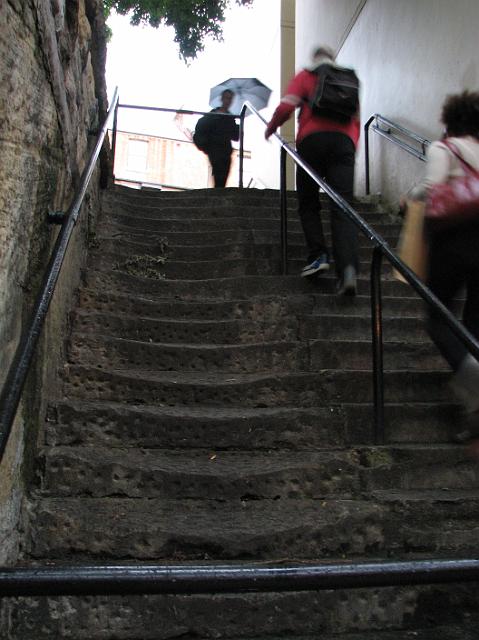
[{"left": 426, "top": 139, "right": 479, "bottom": 228}]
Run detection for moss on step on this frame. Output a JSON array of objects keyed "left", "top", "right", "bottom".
[
  {"left": 116, "top": 254, "right": 167, "bottom": 279},
  {"left": 362, "top": 448, "right": 394, "bottom": 468}
]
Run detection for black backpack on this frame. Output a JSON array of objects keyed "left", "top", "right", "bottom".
[
  {"left": 310, "top": 63, "right": 359, "bottom": 123},
  {"left": 193, "top": 115, "right": 211, "bottom": 152}
]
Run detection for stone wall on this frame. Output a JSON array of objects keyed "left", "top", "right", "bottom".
[{"left": 0, "top": 0, "right": 108, "bottom": 563}]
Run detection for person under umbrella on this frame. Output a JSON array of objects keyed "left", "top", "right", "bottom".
[{"left": 194, "top": 89, "right": 239, "bottom": 188}]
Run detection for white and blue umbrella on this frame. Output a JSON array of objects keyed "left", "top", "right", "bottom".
[{"left": 209, "top": 77, "right": 272, "bottom": 116}]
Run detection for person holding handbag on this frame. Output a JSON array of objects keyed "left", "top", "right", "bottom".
[{"left": 406, "top": 90, "right": 479, "bottom": 440}]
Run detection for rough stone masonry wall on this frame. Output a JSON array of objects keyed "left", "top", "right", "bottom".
[{"left": 0, "top": 0, "right": 108, "bottom": 563}]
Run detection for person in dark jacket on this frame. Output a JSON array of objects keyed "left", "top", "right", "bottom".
[
  {"left": 197, "top": 89, "right": 239, "bottom": 188},
  {"left": 265, "top": 46, "right": 360, "bottom": 295}
]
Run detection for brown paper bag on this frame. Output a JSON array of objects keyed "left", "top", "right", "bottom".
[{"left": 393, "top": 200, "right": 428, "bottom": 283}]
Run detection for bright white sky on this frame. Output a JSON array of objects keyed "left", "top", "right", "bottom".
[{"left": 106, "top": 0, "right": 280, "bottom": 139}]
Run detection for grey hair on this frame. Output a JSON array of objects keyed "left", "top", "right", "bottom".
[{"left": 312, "top": 45, "right": 335, "bottom": 61}]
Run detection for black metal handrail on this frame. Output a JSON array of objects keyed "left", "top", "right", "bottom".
[
  {"left": 239, "top": 101, "right": 479, "bottom": 443},
  {"left": 364, "top": 113, "right": 431, "bottom": 195},
  {"left": 0, "top": 88, "right": 119, "bottom": 464},
  {"left": 1, "top": 558, "right": 479, "bottom": 597}
]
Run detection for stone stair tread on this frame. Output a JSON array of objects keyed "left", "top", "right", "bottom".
[
  {"left": 45, "top": 397, "right": 459, "bottom": 450},
  {"left": 94, "top": 251, "right": 388, "bottom": 269},
  {"left": 50, "top": 397, "right": 457, "bottom": 418},
  {"left": 28, "top": 492, "right": 479, "bottom": 561},
  {"left": 91, "top": 268, "right": 399, "bottom": 284},
  {"left": 65, "top": 365, "right": 448, "bottom": 382},
  {"left": 41, "top": 444, "right": 472, "bottom": 477},
  {"left": 77, "top": 288, "right": 424, "bottom": 319},
  {"left": 98, "top": 221, "right": 401, "bottom": 238},
  {"left": 63, "top": 365, "right": 450, "bottom": 390},
  {"left": 76, "top": 292, "right": 424, "bottom": 316},
  {"left": 84, "top": 271, "right": 415, "bottom": 301},
  {"left": 71, "top": 309, "right": 428, "bottom": 330},
  {"left": 40, "top": 444, "right": 479, "bottom": 499},
  {"left": 70, "top": 335, "right": 445, "bottom": 374},
  {"left": 62, "top": 365, "right": 453, "bottom": 407},
  {"left": 74, "top": 309, "right": 300, "bottom": 326},
  {"left": 71, "top": 332, "right": 434, "bottom": 348},
  {"left": 7, "top": 591, "right": 479, "bottom": 640}
]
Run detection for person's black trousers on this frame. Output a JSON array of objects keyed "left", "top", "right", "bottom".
[
  {"left": 296, "top": 131, "right": 358, "bottom": 276},
  {"left": 426, "top": 222, "right": 479, "bottom": 370},
  {"left": 207, "top": 146, "right": 232, "bottom": 188}
]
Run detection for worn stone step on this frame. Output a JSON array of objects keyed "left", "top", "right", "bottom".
[
  {"left": 300, "top": 314, "right": 429, "bottom": 341},
  {"left": 104, "top": 254, "right": 278, "bottom": 279},
  {"left": 92, "top": 252, "right": 392, "bottom": 280},
  {"left": 69, "top": 334, "right": 444, "bottom": 373},
  {"left": 73, "top": 309, "right": 430, "bottom": 346},
  {"left": 97, "top": 215, "right": 401, "bottom": 237},
  {"left": 76, "top": 289, "right": 423, "bottom": 320},
  {"left": 39, "top": 445, "right": 479, "bottom": 500},
  {"left": 104, "top": 214, "right": 311, "bottom": 233},
  {"left": 71, "top": 311, "right": 299, "bottom": 344},
  {"left": 70, "top": 335, "right": 308, "bottom": 372},
  {"left": 106, "top": 185, "right": 299, "bottom": 204},
  {"left": 106, "top": 186, "right": 373, "bottom": 209},
  {"left": 95, "top": 225, "right": 399, "bottom": 248},
  {"left": 103, "top": 202, "right": 392, "bottom": 225},
  {"left": 83, "top": 271, "right": 415, "bottom": 301},
  {"left": 76, "top": 290, "right": 317, "bottom": 320},
  {"left": 39, "top": 448, "right": 360, "bottom": 499},
  {"left": 45, "top": 400, "right": 458, "bottom": 451},
  {"left": 27, "top": 492, "right": 479, "bottom": 561},
  {"left": 93, "top": 237, "right": 381, "bottom": 263},
  {"left": 62, "top": 366, "right": 451, "bottom": 406},
  {"left": 7, "top": 582, "right": 479, "bottom": 639},
  {"left": 104, "top": 186, "right": 381, "bottom": 214}
]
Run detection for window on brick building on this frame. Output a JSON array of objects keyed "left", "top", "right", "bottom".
[{"left": 127, "top": 139, "right": 148, "bottom": 172}]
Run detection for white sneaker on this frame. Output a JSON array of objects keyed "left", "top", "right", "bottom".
[
  {"left": 300, "top": 254, "right": 330, "bottom": 278},
  {"left": 337, "top": 265, "right": 357, "bottom": 296}
]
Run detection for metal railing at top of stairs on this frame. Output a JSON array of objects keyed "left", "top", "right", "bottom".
[
  {"left": 110, "top": 102, "right": 241, "bottom": 187},
  {"left": 0, "top": 87, "right": 119, "bottom": 465},
  {"left": 364, "top": 113, "right": 431, "bottom": 195},
  {"left": 238, "top": 101, "right": 479, "bottom": 445}
]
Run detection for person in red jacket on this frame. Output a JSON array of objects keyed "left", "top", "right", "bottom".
[{"left": 265, "top": 46, "right": 360, "bottom": 295}]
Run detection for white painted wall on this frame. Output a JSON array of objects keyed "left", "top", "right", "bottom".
[
  {"left": 296, "top": 0, "right": 479, "bottom": 204},
  {"left": 246, "top": 0, "right": 281, "bottom": 188}
]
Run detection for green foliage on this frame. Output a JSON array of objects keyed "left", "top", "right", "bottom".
[{"left": 104, "top": 0, "right": 253, "bottom": 60}]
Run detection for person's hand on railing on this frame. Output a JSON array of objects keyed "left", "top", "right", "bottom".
[{"left": 264, "top": 124, "right": 275, "bottom": 140}]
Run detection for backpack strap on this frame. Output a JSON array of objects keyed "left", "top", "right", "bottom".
[{"left": 441, "top": 139, "right": 479, "bottom": 175}]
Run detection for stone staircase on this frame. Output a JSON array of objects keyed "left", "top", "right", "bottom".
[{"left": 6, "top": 186, "right": 479, "bottom": 638}]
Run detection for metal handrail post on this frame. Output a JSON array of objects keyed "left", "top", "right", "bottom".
[
  {"left": 371, "top": 247, "right": 385, "bottom": 444},
  {"left": 111, "top": 98, "right": 119, "bottom": 182},
  {"left": 364, "top": 115, "right": 375, "bottom": 196},
  {"left": 239, "top": 106, "right": 246, "bottom": 188},
  {"left": 280, "top": 147, "right": 288, "bottom": 275}
]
